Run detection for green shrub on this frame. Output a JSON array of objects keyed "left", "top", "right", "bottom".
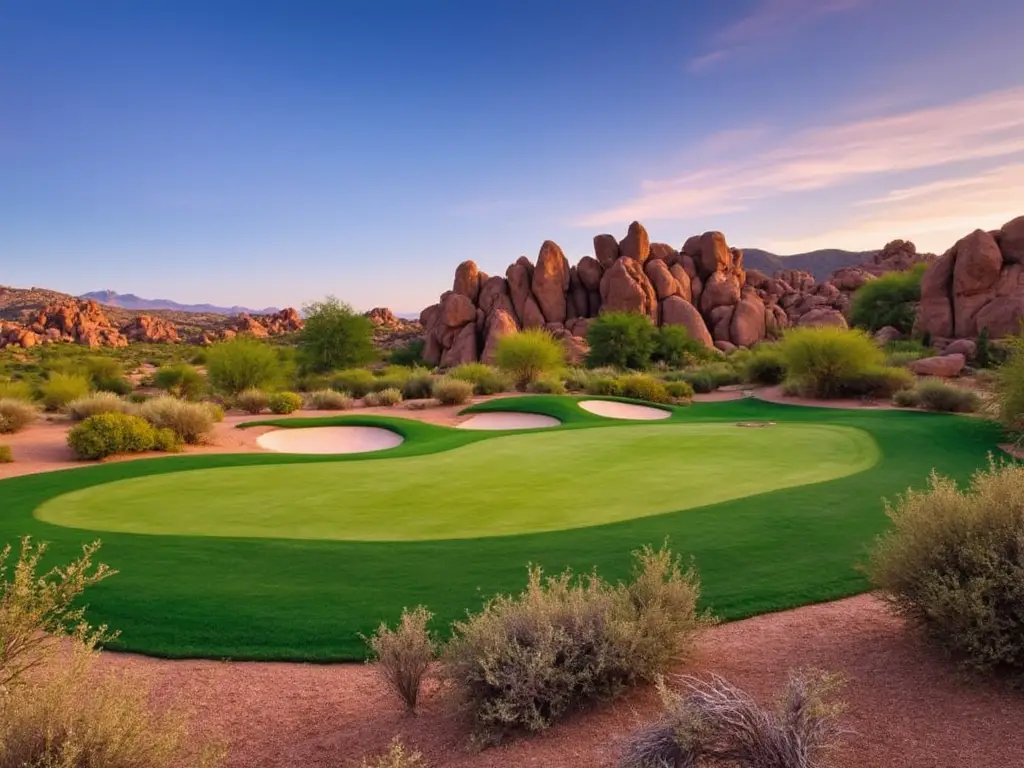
[
  {"left": 65, "top": 392, "right": 135, "bottom": 422},
  {"left": 778, "top": 327, "right": 889, "bottom": 399},
  {"left": 74, "top": 356, "right": 132, "bottom": 395},
  {"left": 665, "top": 381, "right": 695, "bottom": 401},
  {"left": 585, "top": 376, "right": 623, "bottom": 397},
  {"left": 0, "top": 379, "right": 33, "bottom": 402},
  {"left": 67, "top": 413, "right": 157, "bottom": 460},
  {"left": 494, "top": 330, "right": 565, "bottom": 387},
  {"left": 388, "top": 339, "right": 426, "bottom": 367},
  {"left": 365, "top": 388, "right": 403, "bottom": 407},
  {"left": 268, "top": 391, "right": 303, "bottom": 414},
  {"left": 915, "top": 380, "right": 980, "bottom": 413},
  {"left": 205, "top": 338, "right": 282, "bottom": 394},
  {"left": 401, "top": 370, "right": 436, "bottom": 400},
  {"left": 359, "top": 740, "right": 428, "bottom": 768},
  {"left": 202, "top": 402, "right": 225, "bottom": 423},
  {"left": 298, "top": 296, "right": 375, "bottom": 373},
  {"left": 364, "top": 606, "right": 436, "bottom": 714},
  {"left": 586, "top": 312, "right": 655, "bottom": 369},
  {"left": 443, "top": 545, "right": 708, "bottom": 741},
  {"left": 837, "top": 365, "right": 914, "bottom": 399},
  {"left": 234, "top": 388, "right": 270, "bottom": 415},
  {"left": 525, "top": 374, "right": 566, "bottom": 395},
  {"left": 652, "top": 325, "right": 712, "bottom": 368},
  {"left": 668, "top": 363, "right": 742, "bottom": 393},
  {"left": 153, "top": 363, "right": 206, "bottom": 400},
  {"left": 616, "top": 374, "right": 671, "bottom": 404},
  {"left": 869, "top": 462, "right": 1024, "bottom": 681},
  {"left": 742, "top": 345, "right": 786, "bottom": 385},
  {"left": 138, "top": 396, "right": 216, "bottom": 444},
  {"left": 997, "top": 345, "right": 1024, "bottom": 434},
  {"left": 0, "top": 445, "right": 11, "bottom": 463},
  {"left": 432, "top": 377, "right": 473, "bottom": 405},
  {"left": 0, "top": 399, "right": 38, "bottom": 434},
  {"left": 976, "top": 326, "right": 993, "bottom": 368},
  {"left": 304, "top": 389, "right": 354, "bottom": 410},
  {"left": 330, "top": 368, "right": 377, "bottom": 398},
  {"left": 449, "top": 363, "right": 510, "bottom": 395},
  {"left": 562, "top": 367, "right": 593, "bottom": 392},
  {"left": 40, "top": 372, "right": 91, "bottom": 411},
  {"left": 892, "top": 388, "right": 921, "bottom": 408},
  {"left": 151, "top": 427, "right": 183, "bottom": 453},
  {"left": 850, "top": 265, "right": 925, "bottom": 333}
]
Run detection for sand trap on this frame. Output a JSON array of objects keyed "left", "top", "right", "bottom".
[
  {"left": 256, "top": 427, "right": 403, "bottom": 454},
  {"left": 457, "top": 412, "right": 560, "bottom": 430},
  {"left": 578, "top": 399, "right": 671, "bottom": 420}
]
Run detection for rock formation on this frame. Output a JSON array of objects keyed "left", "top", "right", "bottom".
[
  {"left": 17, "top": 299, "right": 129, "bottom": 348},
  {"left": 120, "top": 315, "right": 180, "bottom": 343}
]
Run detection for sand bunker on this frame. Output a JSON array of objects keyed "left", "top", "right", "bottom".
[
  {"left": 457, "top": 412, "right": 560, "bottom": 430},
  {"left": 256, "top": 427, "right": 403, "bottom": 454},
  {"left": 578, "top": 400, "right": 671, "bottom": 420}
]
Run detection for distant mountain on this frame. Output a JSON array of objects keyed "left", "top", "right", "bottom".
[
  {"left": 742, "top": 248, "right": 876, "bottom": 281},
  {"left": 81, "top": 290, "right": 280, "bottom": 316}
]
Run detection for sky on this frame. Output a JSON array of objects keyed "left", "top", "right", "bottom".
[{"left": 2, "top": 0, "right": 1024, "bottom": 313}]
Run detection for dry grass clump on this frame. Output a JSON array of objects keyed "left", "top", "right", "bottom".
[
  {"left": 0, "top": 445, "right": 12, "bottom": 463},
  {"left": 138, "top": 395, "right": 215, "bottom": 444},
  {"left": 620, "top": 671, "right": 846, "bottom": 768},
  {"left": 304, "top": 389, "right": 354, "bottom": 410},
  {"left": 359, "top": 739, "right": 429, "bottom": 768},
  {"left": 233, "top": 387, "right": 270, "bottom": 415},
  {"left": 448, "top": 363, "right": 510, "bottom": 395},
  {"left": 432, "top": 377, "right": 473, "bottom": 405},
  {"left": 268, "top": 391, "right": 303, "bottom": 414},
  {"left": 365, "top": 388, "right": 403, "bottom": 407},
  {"left": 869, "top": 461, "right": 1024, "bottom": 681},
  {"left": 525, "top": 374, "right": 567, "bottom": 395},
  {"left": 0, "top": 398, "right": 39, "bottom": 434},
  {"left": 365, "top": 606, "right": 436, "bottom": 713},
  {"left": 913, "top": 379, "right": 980, "bottom": 413},
  {"left": 443, "top": 545, "right": 710, "bottom": 742},
  {"left": 401, "top": 371, "right": 436, "bottom": 400},
  {"left": 65, "top": 392, "right": 136, "bottom": 422}
]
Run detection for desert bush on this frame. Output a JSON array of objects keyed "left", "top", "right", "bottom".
[
  {"left": 40, "top": 372, "right": 91, "bottom": 411},
  {"left": 526, "top": 374, "right": 567, "bottom": 395},
  {"left": 67, "top": 413, "right": 157, "bottom": 460},
  {"left": 652, "top": 325, "right": 714, "bottom": 368},
  {"left": 389, "top": 338, "right": 426, "bottom": 367},
  {"left": 366, "top": 388, "right": 403, "bottom": 407},
  {"left": 449, "top": 363, "right": 510, "bottom": 395},
  {"left": 836, "top": 365, "right": 914, "bottom": 399},
  {"left": 616, "top": 374, "right": 671, "bottom": 404},
  {"left": 778, "top": 327, "right": 894, "bottom": 399},
  {"left": 372, "top": 365, "right": 415, "bottom": 393},
  {"left": 850, "top": 265, "right": 925, "bottom": 334},
  {"left": 494, "top": 330, "right": 565, "bottom": 387},
  {"left": 892, "top": 388, "right": 921, "bottom": 408},
  {"left": 432, "top": 377, "right": 473, "bottom": 405},
  {"left": 869, "top": 462, "right": 1024, "bottom": 681},
  {"left": 331, "top": 368, "right": 377, "bottom": 398},
  {"left": 139, "top": 396, "right": 216, "bottom": 444},
  {"left": 0, "top": 399, "right": 39, "bottom": 434},
  {"left": 0, "top": 445, "right": 11, "bottom": 463},
  {"left": 665, "top": 381, "right": 695, "bottom": 401},
  {"left": 562, "top": 367, "right": 593, "bottom": 392},
  {"left": 268, "top": 391, "right": 303, "bottom": 414},
  {"left": 205, "top": 337, "right": 282, "bottom": 394},
  {"left": 914, "top": 380, "right": 980, "bottom": 413},
  {"left": 298, "top": 295, "right": 375, "bottom": 373},
  {"left": 154, "top": 363, "right": 206, "bottom": 400},
  {"left": 742, "top": 345, "right": 787, "bottom": 385},
  {"left": 151, "top": 427, "right": 183, "bottom": 453},
  {"left": 996, "top": 345, "right": 1024, "bottom": 434},
  {"left": 668, "top": 363, "right": 741, "bottom": 394},
  {"left": 305, "top": 389, "right": 354, "bottom": 410},
  {"left": 359, "top": 739, "right": 428, "bottom": 768},
  {"left": 365, "top": 606, "right": 436, "bottom": 713},
  {"left": 443, "top": 545, "right": 707, "bottom": 741},
  {"left": 65, "top": 391, "right": 135, "bottom": 422},
  {"left": 975, "top": 326, "right": 994, "bottom": 368},
  {"left": 586, "top": 312, "right": 656, "bottom": 369},
  {"left": 78, "top": 356, "right": 133, "bottom": 395},
  {"left": 585, "top": 376, "right": 623, "bottom": 397},
  {"left": 234, "top": 388, "right": 270, "bottom": 415},
  {"left": 402, "top": 370, "right": 436, "bottom": 400},
  {"left": 620, "top": 671, "right": 846, "bottom": 768},
  {"left": 0, "top": 379, "right": 33, "bottom": 401},
  {"left": 203, "top": 401, "right": 225, "bottom": 422}
]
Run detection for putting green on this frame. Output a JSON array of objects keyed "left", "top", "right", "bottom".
[{"left": 36, "top": 423, "right": 878, "bottom": 541}]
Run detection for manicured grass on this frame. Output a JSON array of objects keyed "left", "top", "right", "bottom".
[
  {"left": 0, "top": 396, "right": 1006, "bottom": 662},
  {"left": 37, "top": 423, "right": 878, "bottom": 541}
]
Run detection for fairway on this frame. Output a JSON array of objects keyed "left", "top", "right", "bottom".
[{"left": 36, "top": 423, "right": 878, "bottom": 541}]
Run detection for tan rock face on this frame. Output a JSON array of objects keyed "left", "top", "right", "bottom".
[
  {"left": 481, "top": 308, "right": 517, "bottom": 364},
  {"left": 365, "top": 307, "right": 398, "bottom": 327},
  {"left": 798, "top": 308, "right": 848, "bottom": 329},
  {"left": 915, "top": 249, "right": 956, "bottom": 338},
  {"left": 440, "top": 292, "right": 476, "bottom": 328},
  {"left": 953, "top": 230, "right": 1003, "bottom": 337},
  {"left": 644, "top": 259, "right": 681, "bottom": 301},
  {"left": 695, "top": 232, "right": 732, "bottom": 279}
]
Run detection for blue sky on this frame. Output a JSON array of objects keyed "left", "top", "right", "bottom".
[{"left": 2, "top": 0, "right": 1023, "bottom": 313}]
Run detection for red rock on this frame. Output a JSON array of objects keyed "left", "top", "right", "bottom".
[
  {"left": 644, "top": 259, "right": 681, "bottom": 301},
  {"left": 599, "top": 258, "right": 656, "bottom": 317},
  {"left": 915, "top": 248, "right": 956, "bottom": 338},
  {"left": 619, "top": 221, "right": 650, "bottom": 264},
  {"left": 974, "top": 296, "right": 1024, "bottom": 338},
  {"left": 730, "top": 292, "right": 766, "bottom": 348},
  {"left": 874, "top": 326, "right": 903, "bottom": 345},
  {"left": 714, "top": 340, "right": 737, "bottom": 353},
  {"left": 481, "top": 308, "right": 517, "bottom": 364},
  {"left": 832, "top": 267, "right": 874, "bottom": 292},
  {"left": 593, "top": 234, "right": 620, "bottom": 268},
  {"left": 909, "top": 353, "right": 965, "bottom": 377},
  {"left": 660, "top": 296, "right": 713, "bottom": 348},
  {"left": 669, "top": 264, "right": 692, "bottom": 303},
  {"left": 577, "top": 256, "right": 603, "bottom": 292},
  {"left": 440, "top": 322, "right": 477, "bottom": 368},
  {"left": 365, "top": 307, "right": 399, "bottom": 327},
  {"left": 797, "top": 308, "right": 848, "bottom": 329},
  {"left": 695, "top": 232, "right": 732, "bottom": 279},
  {"left": 953, "top": 230, "right": 1003, "bottom": 336},
  {"left": 944, "top": 339, "right": 976, "bottom": 358},
  {"left": 440, "top": 292, "right": 476, "bottom": 327},
  {"left": 453, "top": 261, "right": 481, "bottom": 302},
  {"left": 699, "top": 272, "right": 741, "bottom": 314},
  {"left": 531, "top": 240, "right": 570, "bottom": 323},
  {"left": 1000, "top": 216, "right": 1024, "bottom": 264},
  {"left": 121, "top": 315, "right": 180, "bottom": 343}
]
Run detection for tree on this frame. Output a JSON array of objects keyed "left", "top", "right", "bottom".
[
  {"left": 298, "top": 296, "right": 375, "bottom": 373},
  {"left": 205, "top": 337, "right": 283, "bottom": 394},
  {"left": 586, "top": 312, "right": 656, "bottom": 369},
  {"left": 850, "top": 265, "right": 925, "bottom": 334}
]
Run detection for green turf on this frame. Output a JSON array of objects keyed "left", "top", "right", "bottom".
[
  {"left": 35, "top": 423, "right": 879, "bottom": 541},
  {"left": 0, "top": 396, "right": 1006, "bottom": 661}
]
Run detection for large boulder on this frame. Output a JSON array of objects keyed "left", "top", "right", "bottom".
[
  {"left": 699, "top": 272, "right": 741, "bottom": 314},
  {"left": 120, "top": 315, "right": 180, "bottom": 343},
  {"left": 1000, "top": 215, "right": 1024, "bottom": 264},
  {"left": 619, "top": 221, "right": 650, "bottom": 264},
  {"left": 953, "top": 230, "right": 1003, "bottom": 337},
  {"left": 577, "top": 256, "right": 603, "bottom": 292},
  {"left": 440, "top": 292, "right": 476, "bottom": 327},
  {"left": 660, "top": 296, "right": 713, "bottom": 348},
  {"left": 831, "top": 267, "right": 874, "bottom": 292},
  {"left": 909, "top": 353, "right": 965, "bottom": 378},
  {"left": 531, "top": 240, "right": 570, "bottom": 323},
  {"left": 477, "top": 276, "right": 514, "bottom": 317},
  {"left": 440, "top": 323, "right": 478, "bottom": 368},
  {"left": 481, "top": 308, "right": 517, "bottom": 364},
  {"left": 729, "top": 292, "right": 766, "bottom": 348},
  {"left": 600, "top": 258, "right": 656, "bottom": 317},
  {"left": 797, "top": 308, "right": 848, "bottom": 329},
  {"left": 669, "top": 264, "right": 692, "bottom": 303},
  {"left": 695, "top": 232, "right": 732, "bottom": 279},
  {"left": 974, "top": 296, "right": 1024, "bottom": 338},
  {"left": 915, "top": 248, "right": 956, "bottom": 337},
  {"left": 644, "top": 259, "right": 681, "bottom": 300},
  {"left": 593, "top": 234, "right": 620, "bottom": 268},
  {"left": 453, "top": 260, "right": 481, "bottom": 302},
  {"left": 505, "top": 261, "right": 533, "bottom": 322}
]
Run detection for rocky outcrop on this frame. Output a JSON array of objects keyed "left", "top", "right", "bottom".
[
  {"left": 229, "top": 307, "right": 304, "bottom": 338},
  {"left": 915, "top": 217, "right": 1024, "bottom": 339},
  {"left": 18, "top": 299, "right": 128, "bottom": 347},
  {"left": 909, "top": 353, "right": 966, "bottom": 377},
  {"left": 120, "top": 315, "right": 180, "bottom": 343}
]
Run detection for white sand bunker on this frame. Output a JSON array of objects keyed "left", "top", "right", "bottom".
[
  {"left": 578, "top": 400, "right": 671, "bottom": 420},
  {"left": 457, "top": 412, "right": 560, "bottom": 430},
  {"left": 256, "top": 426, "right": 403, "bottom": 454}
]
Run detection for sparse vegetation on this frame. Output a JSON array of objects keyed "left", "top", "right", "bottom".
[
  {"left": 0, "top": 379, "right": 33, "bottom": 402},
  {"left": 665, "top": 380, "right": 695, "bottom": 401},
  {"left": 154, "top": 363, "right": 207, "bottom": 400},
  {"left": 139, "top": 396, "right": 216, "bottom": 444},
  {"left": 65, "top": 391, "right": 135, "bottom": 421},
  {"left": 432, "top": 377, "right": 473, "bottom": 405},
  {"left": 268, "top": 391, "right": 303, "bottom": 414},
  {"left": 586, "top": 312, "right": 656, "bottom": 369},
  {"left": 494, "top": 329, "right": 565, "bottom": 387},
  {"left": 653, "top": 325, "right": 716, "bottom": 368},
  {"left": 234, "top": 387, "right": 270, "bottom": 415},
  {"left": 359, "top": 740, "right": 429, "bottom": 768},
  {"left": 741, "top": 344, "right": 787, "bottom": 385},
  {"left": 0, "top": 445, "right": 11, "bottom": 463},
  {"left": 0, "top": 399, "right": 38, "bottom": 434},
  {"left": 585, "top": 376, "right": 623, "bottom": 397},
  {"left": 912, "top": 380, "right": 980, "bottom": 413},
  {"left": 40, "top": 372, "right": 91, "bottom": 411},
  {"left": 304, "top": 389, "right": 354, "bottom": 410},
  {"left": 67, "top": 412, "right": 158, "bottom": 460},
  {"left": 205, "top": 337, "right": 283, "bottom": 394},
  {"left": 365, "top": 606, "right": 436, "bottom": 714},
  {"left": 389, "top": 339, "right": 426, "bottom": 367},
  {"left": 996, "top": 343, "right": 1024, "bottom": 436},
  {"left": 365, "top": 388, "right": 403, "bottom": 407}
]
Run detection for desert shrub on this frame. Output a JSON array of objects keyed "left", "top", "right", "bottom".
[
  {"left": 372, "top": 365, "right": 414, "bottom": 393},
  {"left": 562, "top": 367, "right": 593, "bottom": 392},
  {"left": 742, "top": 345, "right": 787, "bottom": 385},
  {"left": 331, "top": 368, "right": 377, "bottom": 398},
  {"left": 205, "top": 337, "right": 282, "bottom": 394},
  {"left": 401, "top": 370, "right": 436, "bottom": 400},
  {"left": 850, "top": 265, "right": 925, "bottom": 333},
  {"left": 365, "top": 606, "right": 436, "bottom": 713},
  {"left": 67, "top": 413, "right": 157, "bottom": 460},
  {"left": 996, "top": 345, "right": 1024, "bottom": 434},
  {"left": 0, "top": 379, "right": 33, "bottom": 401},
  {"left": 668, "top": 363, "right": 741, "bottom": 394},
  {"left": 585, "top": 376, "right": 623, "bottom": 397},
  {"left": 0, "top": 399, "right": 38, "bottom": 434},
  {"left": 892, "top": 388, "right": 921, "bottom": 408},
  {"left": 268, "top": 391, "right": 303, "bottom": 414},
  {"left": 65, "top": 391, "right": 135, "bottom": 421},
  {"left": 778, "top": 327, "right": 892, "bottom": 399},
  {"left": 366, "top": 388, "right": 403, "bottom": 407},
  {"left": 151, "top": 427, "right": 183, "bottom": 453},
  {"left": 0, "top": 445, "right": 11, "bottom": 463},
  {"left": 298, "top": 295, "right": 375, "bottom": 373},
  {"left": 620, "top": 671, "right": 845, "bottom": 768},
  {"left": 652, "top": 325, "right": 713, "bottom": 368},
  {"left": 234, "top": 388, "right": 270, "bottom": 415},
  {"left": 443, "top": 545, "right": 708, "bottom": 741},
  {"left": 914, "top": 380, "right": 980, "bottom": 413},
  {"left": 202, "top": 401, "right": 225, "bottom": 422},
  {"left": 154, "top": 363, "right": 206, "bottom": 400},
  {"left": 665, "top": 381, "right": 695, "bottom": 401},
  {"left": 616, "top": 374, "right": 671, "bottom": 404},
  {"left": 836, "top": 365, "right": 914, "bottom": 399},
  {"left": 78, "top": 356, "right": 133, "bottom": 395},
  {"left": 976, "top": 326, "right": 994, "bottom": 368},
  {"left": 139, "top": 396, "right": 216, "bottom": 444},
  {"left": 883, "top": 339, "right": 934, "bottom": 368},
  {"left": 494, "top": 329, "right": 565, "bottom": 387},
  {"left": 389, "top": 338, "right": 426, "bottom": 367},
  {"left": 869, "top": 462, "right": 1024, "bottom": 681},
  {"left": 587, "top": 312, "right": 656, "bottom": 369},
  {"left": 432, "top": 377, "right": 473, "bottom": 405},
  {"left": 449, "top": 363, "right": 510, "bottom": 395},
  {"left": 360, "top": 739, "right": 428, "bottom": 768},
  {"left": 304, "top": 389, "right": 353, "bottom": 410},
  {"left": 40, "top": 372, "right": 91, "bottom": 411},
  {"left": 526, "top": 374, "right": 567, "bottom": 395}
]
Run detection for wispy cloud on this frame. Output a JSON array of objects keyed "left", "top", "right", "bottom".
[
  {"left": 689, "top": 0, "right": 869, "bottom": 72},
  {"left": 576, "top": 86, "right": 1024, "bottom": 228}
]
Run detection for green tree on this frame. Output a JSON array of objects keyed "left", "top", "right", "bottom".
[
  {"left": 205, "top": 337, "right": 283, "bottom": 394},
  {"left": 494, "top": 330, "right": 565, "bottom": 387},
  {"left": 849, "top": 265, "right": 925, "bottom": 334},
  {"left": 586, "top": 312, "right": 656, "bottom": 369},
  {"left": 298, "top": 296, "right": 375, "bottom": 373}
]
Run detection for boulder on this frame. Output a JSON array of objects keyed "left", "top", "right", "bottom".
[
  {"left": 974, "top": 296, "right": 1024, "bottom": 338},
  {"left": 648, "top": 242, "right": 677, "bottom": 263},
  {"left": 440, "top": 323, "right": 478, "bottom": 368},
  {"left": 915, "top": 248, "right": 956, "bottom": 337},
  {"left": 600, "top": 258, "right": 656, "bottom": 317},
  {"left": 797, "top": 308, "right": 848, "bottom": 329},
  {"left": 953, "top": 230, "right": 1003, "bottom": 336},
  {"left": 593, "top": 234, "right": 620, "bottom": 268},
  {"left": 699, "top": 272, "right": 741, "bottom": 314},
  {"left": 505, "top": 262, "right": 534, "bottom": 322},
  {"left": 477, "top": 276, "right": 513, "bottom": 316},
  {"left": 729, "top": 292, "right": 766, "bottom": 348},
  {"left": 120, "top": 315, "right": 180, "bottom": 343},
  {"left": 669, "top": 264, "right": 692, "bottom": 303},
  {"left": 765, "top": 304, "right": 788, "bottom": 339},
  {"left": 695, "top": 231, "right": 732, "bottom": 279},
  {"left": 440, "top": 292, "right": 476, "bottom": 327},
  {"left": 1000, "top": 216, "right": 1024, "bottom": 264},
  {"left": 619, "top": 221, "right": 650, "bottom": 264},
  {"left": 644, "top": 259, "right": 681, "bottom": 300},
  {"left": 944, "top": 338, "right": 977, "bottom": 359},
  {"left": 520, "top": 295, "right": 546, "bottom": 329},
  {"left": 365, "top": 307, "right": 399, "bottom": 327},
  {"left": 714, "top": 340, "right": 737, "bottom": 354},
  {"left": 709, "top": 305, "right": 735, "bottom": 342},
  {"left": 831, "top": 267, "right": 874, "bottom": 292},
  {"left": 873, "top": 326, "right": 903, "bottom": 345},
  {"left": 659, "top": 296, "right": 712, "bottom": 347},
  {"left": 577, "top": 256, "right": 604, "bottom": 292},
  {"left": 909, "top": 353, "right": 965, "bottom": 378},
  {"left": 481, "top": 308, "right": 517, "bottom": 364},
  {"left": 231, "top": 314, "right": 269, "bottom": 338},
  {"left": 531, "top": 240, "right": 570, "bottom": 323},
  {"left": 453, "top": 261, "right": 481, "bottom": 302}
]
